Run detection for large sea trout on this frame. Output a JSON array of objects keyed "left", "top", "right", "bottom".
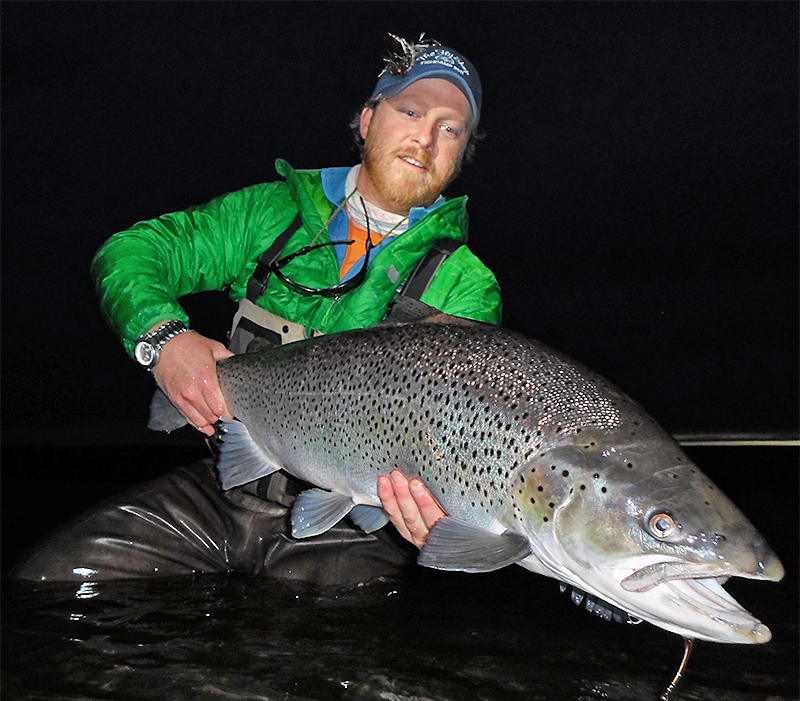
[{"left": 154, "top": 303, "right": 783, "bottom": 645}]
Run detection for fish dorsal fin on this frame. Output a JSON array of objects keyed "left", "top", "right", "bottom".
[
  {"left": 381, "top": 297, "right": 475, "bottom": 327},
  {"left": 417, "top": 516, "right": 531, "bottom": 573},
  {"left": 217, "top": 419, "right": 282, "bottom": 489},
  {"left": 291, "top": 488, "right": 355, "bottom": 538}
]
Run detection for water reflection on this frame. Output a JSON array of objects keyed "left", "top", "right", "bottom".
[
  {"left": 74, "top": 581, "right": 100, "bottom": 599},
  {"left": 2, "top": 568, "right": 796, "bottom": 701}
]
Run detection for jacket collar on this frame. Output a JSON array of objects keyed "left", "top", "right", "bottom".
[
  {"left": 320, "top": 165, "right": 447, "bottom": 228},
  {"left": 274, "top": 158, "right": 469, "bottom": 240}
]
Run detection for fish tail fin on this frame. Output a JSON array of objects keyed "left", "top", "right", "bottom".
[{"left": 146, "top": 387, "right": 189, "bottom": 432}]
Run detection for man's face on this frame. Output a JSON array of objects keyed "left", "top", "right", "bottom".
[{"left": 357, "top": 78, "right": 471, "bottom": 215}]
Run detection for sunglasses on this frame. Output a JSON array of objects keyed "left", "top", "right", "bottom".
[{"left": 269, "top": 223, "right": 375, "bottom": 299}]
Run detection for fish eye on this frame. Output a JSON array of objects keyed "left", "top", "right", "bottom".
[{"left": 648, "top": 512, "right": 675, "bottom": 539}]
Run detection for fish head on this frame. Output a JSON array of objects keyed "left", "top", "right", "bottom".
[{"left": 511, "top": 433, "right": 784, "bottom": 644}]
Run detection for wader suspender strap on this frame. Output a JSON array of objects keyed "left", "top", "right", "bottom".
[
  {"left": 400, "top": 238, "right": 462, "bottom": 301},
  {"left": 228, "top": 213, "right": 306, "bottom": 353},
  {"left": 246, "top": 214, "right": 303, "bottom": 303}
]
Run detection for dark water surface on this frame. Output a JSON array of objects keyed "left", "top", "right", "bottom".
[{"left": 2, "top": 446, "right": 798, "bottom": 700}]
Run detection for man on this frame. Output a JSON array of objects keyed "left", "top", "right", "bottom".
[{"left": 12, "top": 35, "right": 502, "bottom": 584}]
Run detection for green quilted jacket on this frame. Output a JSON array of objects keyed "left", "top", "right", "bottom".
[{"left": 92, "top": 159, "right": 502, "bottom": 356}]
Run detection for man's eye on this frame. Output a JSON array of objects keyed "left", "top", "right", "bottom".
[{"left": 440, "top": 124, "right": 460, "bottom": 138}]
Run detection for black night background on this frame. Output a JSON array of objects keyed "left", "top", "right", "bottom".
[{"left": 3, "top": 2, "right": 797, "bottom": 443}]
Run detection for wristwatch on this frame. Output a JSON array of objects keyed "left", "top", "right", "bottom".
[{"left": 134, "top": 319, "right": 191, "bottom": 370}]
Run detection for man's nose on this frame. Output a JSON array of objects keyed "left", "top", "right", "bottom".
[{"left": 412, "top": 119, "right": 436, "bottom": 149}]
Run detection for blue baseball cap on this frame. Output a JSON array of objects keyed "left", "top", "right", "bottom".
[{"left": 370, "top": 40, "right": 482, "bottom": 127}]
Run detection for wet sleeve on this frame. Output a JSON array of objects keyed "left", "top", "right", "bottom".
[
  {"left": 91, "top": 182, "right": 295, "bottom": 356},
  {"left": 420, "top": 245, "right": 503, "bottom": 325}
]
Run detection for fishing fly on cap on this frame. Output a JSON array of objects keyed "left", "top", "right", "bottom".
[{"left": 370, "top": 33, "right": 482, "bottom": 127}]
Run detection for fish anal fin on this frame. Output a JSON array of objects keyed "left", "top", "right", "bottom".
[
  {"left": 349, "top": 505, "right": 390, "bottom": 534},
  {"left": 216, "top": 419, "right": 281, "bottom": 489},
  {"left": 291, "top": 489, "right": 355, "bottom": 538},
  {"left": 417, "top": 516, "right": 531, "bottom": 573}
]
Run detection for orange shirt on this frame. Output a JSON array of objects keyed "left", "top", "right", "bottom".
[{"left": 339, "top": 219, "right": 385, "bottom": 280}]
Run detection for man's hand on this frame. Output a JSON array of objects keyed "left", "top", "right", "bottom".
[
  {"left": 151, "top": 328, "right": 234, "bottom": 436},
  {"left": 378, "top": 469, "right": 446, "bottom": 548}
]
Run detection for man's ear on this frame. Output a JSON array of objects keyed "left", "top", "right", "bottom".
[{"left": 359, "top": 105, "right": 375, "bottom": 140}]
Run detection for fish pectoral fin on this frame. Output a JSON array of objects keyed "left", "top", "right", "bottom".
[
  {"left": 349, "top": 505, "right": 391, "bottom": 534},
  {"left": 216, "top": 419, "right": 281, "bottom": 489},
  {"left": 417, "top": 517, "right": 531, "bottom": 573},
  {"left": 291, "top": 489, "right": 355, "bottom": 539}
]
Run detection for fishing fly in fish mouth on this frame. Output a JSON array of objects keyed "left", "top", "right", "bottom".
[{"left": 189, "top": 306, "right": 785, "bottom": 655}]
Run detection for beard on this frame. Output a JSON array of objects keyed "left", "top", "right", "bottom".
[{"left": 361, "top": 132, "right": 461, "bottom": 214}]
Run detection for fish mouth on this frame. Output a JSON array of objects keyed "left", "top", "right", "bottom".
[
  {"left": 616, "top": 556, "right": 784, "bottom": 644},
  {"left": 644, "top": 575, "right": 773, "bottom": 643}
]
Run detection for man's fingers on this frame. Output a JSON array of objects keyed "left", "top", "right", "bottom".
[
  {"left": 409, "top": 478, "right": 446, "bottom": 530},
  {"left": 378, "top": 474, "right": 412, "bottom": 541},
  {"left": 168, "top": 388, "right": 217, "bottom": 433},
  {"left": 200, "top": 376, "right": 233, "bottom": 421},
  {"left": 151, "top": 332, "right": 234, "bottom": 432},
  {"left": 377, "top": 470, "right": 446, "bottom": 549}
]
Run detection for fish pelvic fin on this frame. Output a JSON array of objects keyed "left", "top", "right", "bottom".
[
  {"left": 292, "top": 489, "right": 355, "bottom": 538},
  {"left": 349, "top": 505, "right": 391, "bottom": 534},
  {"left": 216, "top": 419, "right": 282, "bottom": 489},
  {"left": 417, "top": 516, "right": 531, "bottom": 573}
]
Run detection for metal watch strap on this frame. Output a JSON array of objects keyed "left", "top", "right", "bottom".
[
  {"left": 143, "top": 319, "right": 190, "bottom": 350},
  {"left": 135, "top": 319, "right": 191, "bottom": 370}
]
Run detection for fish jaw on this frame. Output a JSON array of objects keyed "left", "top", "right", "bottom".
[
  {"left": 517, "top": 541, "right": 782, "bottom": 643},
  {"left": 547, "top": 517, "right": 785, "bottom": 644},
  {"left": 607, "top": 553, "right": 782, "bottom": 643},
  {"left": 546, "top": 501, "right": 785, "bottom": 643}
]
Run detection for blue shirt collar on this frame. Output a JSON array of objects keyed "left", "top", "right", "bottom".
[{"left": 320, "top": 166, "right": 446, "bottom": 227}]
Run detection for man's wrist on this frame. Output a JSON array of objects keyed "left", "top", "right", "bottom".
[{"left": 133, "top": 319, "right": 191, "bottom": 370}]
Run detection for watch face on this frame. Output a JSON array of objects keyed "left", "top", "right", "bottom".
[{"left": 135, "top": 341, "right": 156, "bottom": 367}]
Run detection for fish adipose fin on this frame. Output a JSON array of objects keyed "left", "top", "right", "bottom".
[
  {"left": 417, "top": 516, "right": 531, "bottom": 573},
  {"left": 216, "top": 419, "right": 281, "bottom": 489},
  {"left": 292, "top": 489, "right": 355, "bottom": 538},
  {"left": 349, "top": 505, "right": 391, "bottom": 534}
]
